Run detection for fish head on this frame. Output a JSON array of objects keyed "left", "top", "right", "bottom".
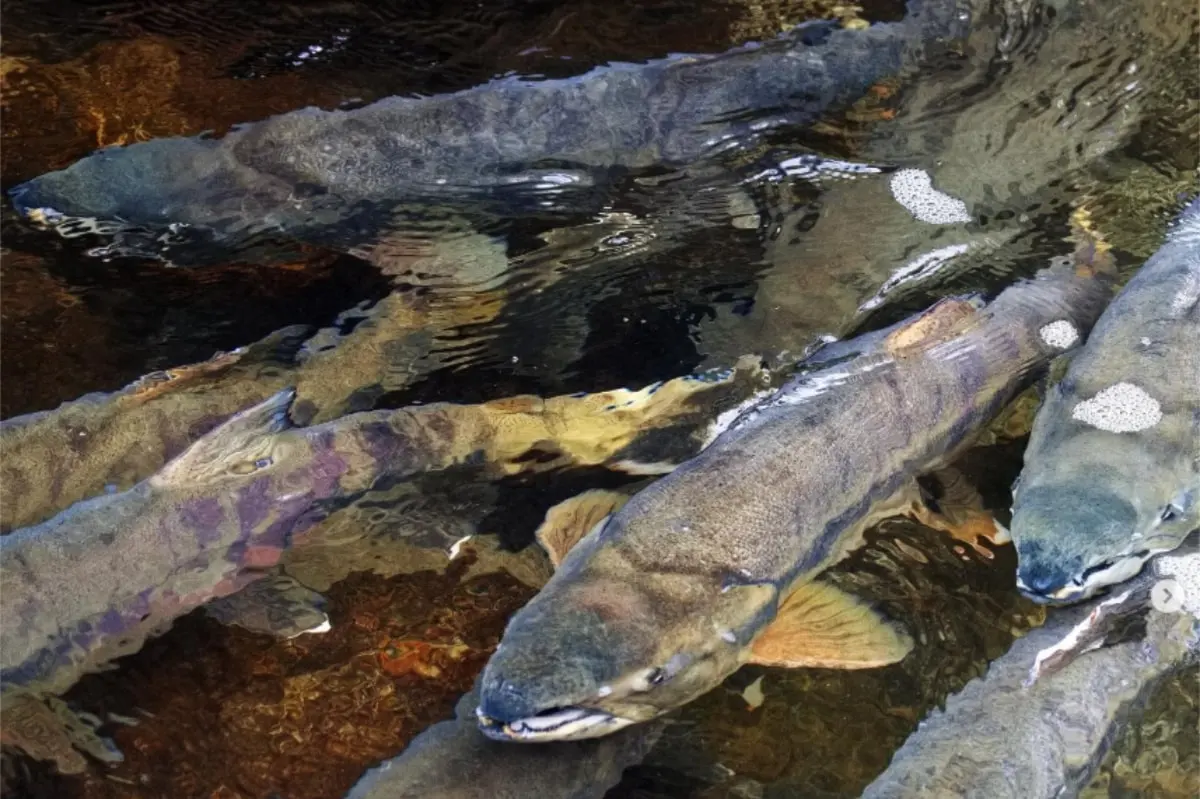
[
  {"left": 476, "top": 538, "right": 776, "bottom": 741},
  {"left": 150, "top": 388, "right": 354, "bottom": 563},
  {"left": 1011, "top": 436, "right": 1198, "bottom": 604},
  {"left": 8, "top": 138, "right": 219, "bottom": 227},
  {"left": 151, "top": 389, "right": 305, "bottom": 491}
]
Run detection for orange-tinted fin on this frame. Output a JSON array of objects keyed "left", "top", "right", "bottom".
[
  {"left": 911, "top": 468, "right": 1010, "bottom": 558},
  {"left": 748, "top": 580, "right": 913, "bottom": 669},
  {"left": 535, "top": 489, "right": 629, "bottom": 568},
  {"left": 884, "top": 296, "right": 982, "bottom": 357}
]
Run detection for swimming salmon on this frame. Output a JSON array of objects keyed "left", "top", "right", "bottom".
[
  {"left": 7, "top": 1, "right": 969, "bottom": 260},
  {"left": 1010, "top": 194, "right": 1200, "bottom": 604},
  {"left": 0, "top": 360, "right": 764, "bottom": 771},
  {"left": 861, "top": 558, "right": 1199, "bottom": 799},
  {"left": 474, "top": 231, "right": 1116, "bottom": 741}
]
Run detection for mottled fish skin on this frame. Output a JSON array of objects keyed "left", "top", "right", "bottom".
[
  {"left": 477, "top": 247, "right": 1116, "bottom": 736},
  {"left": 6, "top": 0, "right": 969, "bottom": 251},
  {"left": 0, "top": 362, "right": 767, "bottom": 702},
  {"left": 346, "top": 681, "right": 662, "bottom": 799},
  {"left": 0, "top": 389, "right": 408, "bottom": 698},
  {"left": 1012, "top": 195, "right": 1200, "bottom": 604},
  {"left": 0, "top": 394, "right": 504, "bottom": 697},
  {"left": 0, "top": 326, "right": 309, "bottom": 534},
  {"left": 860, "top": 573, "right": 1200, "bottom": 799}
]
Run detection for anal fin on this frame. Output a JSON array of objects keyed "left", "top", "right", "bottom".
[
  {"left": 748, "top": 580, "right": 913, "bottom": 669},
  {"left": 535, "top": 489, "right": 629, "bottom": 568}
]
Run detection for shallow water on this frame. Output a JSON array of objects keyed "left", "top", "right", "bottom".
[{"left": 1, "top": 0, "right": 1197, "bottom": 796}]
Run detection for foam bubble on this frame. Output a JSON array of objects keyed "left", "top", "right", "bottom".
[
  {"left": 1038, "top": 320, "right": 1079, "bottom": 349},
  {"left": 888, "top": 169, "right": 972, "bottom": 225},
  {"left": 1071, "top": 382, "right": 1163, "bottom": 433},
  {"left": 1155, "top": 551, "right": 1200, "bottom": 617}
]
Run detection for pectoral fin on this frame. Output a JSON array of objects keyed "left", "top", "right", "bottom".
[
  {"left": 911, "top": 468, "right": 1009, "bottom": 557},
  {"left": 204, "top": 573, "right": 330, "bottom": 639},
  {"left": 748, "top": 580, "right": 913, "bottom": 669},
  {"left": 535, "top": 489, "right": 630, "bottom": 568}
]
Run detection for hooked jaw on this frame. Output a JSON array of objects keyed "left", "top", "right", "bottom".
[
  {"left": 1012, "top": 485, "right": 1143, "bottom": 605},
  {"left": 474, "top": 607, "right": 651, "bottom": 742},
  {"left": 475, "top": 649, "right": 643, "bottom": 742},
  {"left": 474, "top": 672, "right": 639, "bottom": 742},
  {"left": 474, "top": 704, "right": 635, "bottom": 742}
]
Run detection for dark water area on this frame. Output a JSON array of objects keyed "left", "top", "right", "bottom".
[{"left": 1, "top": 0, "right": 1198, "bottom": 796}]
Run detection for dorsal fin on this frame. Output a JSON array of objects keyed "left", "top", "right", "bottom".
[{"left": 884, "top": 296, "right": 982, "bottom": 357}]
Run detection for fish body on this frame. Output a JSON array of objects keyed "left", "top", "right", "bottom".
[
  {"left": 476, "top": 247, "right": 1115, "bottom": 741},
  {"left": 1011, "top": 195, "right": 1200, "bottom": 603},
  {"left": 7, "top": 1, "right": 969, "bottom": 257},
  {"left": 346, "top": 681, "right": 661, "bottom": 799},
  {"left": 1, "top": 359, "right": 767, "bottom": 702},
  {"left": 2, "top": 389, "right": 373, "bottom": 697},
  {"left": 860, "top": 566, "right": 1200, "bottom": 799}
]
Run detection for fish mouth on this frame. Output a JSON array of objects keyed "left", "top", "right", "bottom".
[
  {"left": 1016, "top": 577, "right": 1090, "bottom": 605},
  {"left": 475, "top": 705, "right": 635, "bottom": 742}
]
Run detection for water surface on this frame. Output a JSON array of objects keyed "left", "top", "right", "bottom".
[{"left": 1, "top": 0, "right": 1197, "bottom": 795}]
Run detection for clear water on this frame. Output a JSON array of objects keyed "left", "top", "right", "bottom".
[{"left": 1, "top": 0, "right": 1196, "bottom": 795}]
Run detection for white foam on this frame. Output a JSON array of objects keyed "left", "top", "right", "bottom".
[
  {"left": 1038, "top": 320, "right": 1080, "bottom": 350},
  {"left": 888, "top": 169, "right": 972, "bottom": 225},
  {"left": 1071, "top": 382, "right": 1163, "bottom": 433},
  {"left": 1155, "top": 551, "right": 1200, "bottom": 617}
]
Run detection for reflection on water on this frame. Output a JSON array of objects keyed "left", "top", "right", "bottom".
[{"left": 1, "top": 0, "right": 1197, "bottom": 795}]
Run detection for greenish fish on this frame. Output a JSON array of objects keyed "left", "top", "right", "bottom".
[
  {"left": 475, "top": 233, "right": 1116, "bottom": 742},
  {"left": 861, "top": 560, "right": 1199, "bottom": 799},
  {"left": 0, "top": 361, "right": 764, "bottom": 772},
  {"left": 1011, "top": 194, "right": 1200, "bottom": 604}
]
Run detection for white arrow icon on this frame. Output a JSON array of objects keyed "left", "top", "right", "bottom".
[{"left": 1151, "top": 578, "right": 1184, "bottom": 614}]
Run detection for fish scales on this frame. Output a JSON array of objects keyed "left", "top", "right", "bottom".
[
  {"left": 0, "top": 400, "right": 511, "bottom": 695},
  {"left": 0, "top": 361, "right": 765, "bottom": 707},
  {"left": 861, "top": 572, "right": 1200, "bottom": 799},
  {"left": 1013, "top": 194, "right": 1200, "bottom": 602},
  {"left": 7, "top": 0, "right": 970, "bottom": 254},
  {"left": 613, "top": 281, "right": 1094, "bottom": 586},
  {"left": 477, "top": 245, "right": 1115, "bottom": 741}
]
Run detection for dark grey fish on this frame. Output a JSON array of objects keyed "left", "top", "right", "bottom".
[
  {"left": 475, "top": 231, "right": 1115, "bottom": 742},
  {"left": 861, "top": 564, "right": 1200, "bottom": 799},
  {"left": 7, "top": 1, "right": 970, "bottom": 258},
  {"left": 1011, "top": 194, "right": 1200, "bottom": 604}
]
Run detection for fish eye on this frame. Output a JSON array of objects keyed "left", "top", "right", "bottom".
[
  {"left": 631, "top": 667, "right": 668, "bottom": 692},
  {"left": 1159, "top": 505, "right": 1180, "bottom": 524},
  {"left": 229, "top": 456, "right": 273, "bottom": 475}
]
